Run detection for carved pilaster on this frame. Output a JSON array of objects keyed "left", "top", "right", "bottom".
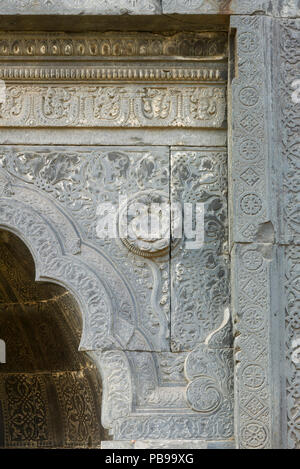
[{"left": 229, "top": 16, "right": 277, "bottom": 449}]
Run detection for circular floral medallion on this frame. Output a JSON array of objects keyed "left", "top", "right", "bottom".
[{"left": 118, "top": 192, "right": 181, "bottom": 258}]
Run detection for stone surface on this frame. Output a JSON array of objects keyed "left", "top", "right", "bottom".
[
  {"left": 170, "top": 147, "right": 229, "bottom": 352},
  {"left": 0, "top": 5, "right": 298, "bottom": 451},
  {"left": 0, "top": 0, "right": 162, "bottom": 15},
  {"left": 273, "top": 18, "right": 300, "bottom": 449},
  {"left": 229, "top": 15, "right": 275, "bottom": 246},
  {"left": 162, "top": 0, "right": 266, "bottom": 15},
  {"left": 0, "top": 0, "right": 298, "bottom": 17},
  {"left": 102, "top": 440, "right": 208, "bottom": 448}
]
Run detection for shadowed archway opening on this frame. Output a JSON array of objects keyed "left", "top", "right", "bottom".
[{"left": 0, "top": 229, "right": 108, "bottom": 448}]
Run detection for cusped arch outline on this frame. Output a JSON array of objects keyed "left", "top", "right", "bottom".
[
  {"left": 0, "top": 196, "right": 117, "bottom": 351},
  {"left": 0, "top": 195, "right": 137, "bottom": 439}
]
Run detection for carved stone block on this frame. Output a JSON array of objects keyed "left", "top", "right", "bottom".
[{"left": 170, "top": 148, "right": 229, "bottom": 352}]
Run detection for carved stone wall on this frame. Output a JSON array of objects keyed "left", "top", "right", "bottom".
[
  {"left": 0, "top": 1, "right": 298, "bottom": 450},
  {"left": 0, "top": 28, "right": 234, "bottom": 448}
]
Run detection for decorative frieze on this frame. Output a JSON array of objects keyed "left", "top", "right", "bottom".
[
  {"left": 0, "top": 32, "right": 228, "bottom": 59},
  {"left": 0, "top": 84, "right": 226, "bottom": 128},
  {"left": 0, "top": 66, "right": 226, "bottom": 83}
]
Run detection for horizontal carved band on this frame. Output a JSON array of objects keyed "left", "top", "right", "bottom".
[
  {"left": 0, "top": 32, "right": 228, "bottom": 60},
  {"left": 0, "top": 66, "right": 226, "bottom": 83},
  {"left": 0, "top": 85, "right": 226, "bottom": 128}
]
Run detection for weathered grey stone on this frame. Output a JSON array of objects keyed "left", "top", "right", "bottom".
[
  {"left": 102, "top": 440, "right": 208, "bottom": 448},
  {"left": 0, "top": 0, "right": 298, "bottom": 17},
  {"left": 272, "top": 18, "right": 300, "bottom": 449},
  {"left": 162, "top": 0, "right": 267, "bottom": 15},
  {"left": 101, "top": 439, "right": 235, "bottom": 448},
  {"left": 229, "top": 15, "right": 276, "bottom": 246},
  {"left": 274, "top": 0, "right": 300, "bottom": 16},
  {"left": 0, "top": 6, "right": 297, "bottom": 451},
  {"left": 0, "top": 0, "right": 162, "bottom": 15},
  {"left": 0, "top": 128, "right": 227, "bottom": 147}
]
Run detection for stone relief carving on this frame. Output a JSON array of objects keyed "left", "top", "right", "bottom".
[
  {"left": 0, "top": 198, "right": 119, "bottom": 350},
  {"left": 230, "top": 16, "right": 272, "bottom": 244},
  {"left": 276, "top": 19, "right": 300, "bottom": 449},
  {"left": 0, "top": 66, "right": 226, "bottom": 83},
  {"left": 232, "top": 244, "right": 272, "bottom": 449},
  {"left": 0, "top": 32, "right": 228, "bottom": 59},
  {"left": 283, "top": 246, "right": 300, "bottom": 449},
  {"left": 185, "top": 343, "right": 233, "bottom": 418},
  {"left": 171, "top": 148, "right": 229, "bottom": 352},
  {"left": 230, "top": 16, "right": 274, "bottom": 449},
  {"left": 278, "top": 20, "right": 300, "bottom": 243},
  {"left": 0, "top": 85, "right": 226, "bottom": 128},
  {"left": 0, "top": 147, "right": 172, "bottom": 352},
  {"left": 0, "top": 26, "right": 234, "bottom": 446},
  {"left": 0, "top": 142, "right": 233, "bottom": 442}
]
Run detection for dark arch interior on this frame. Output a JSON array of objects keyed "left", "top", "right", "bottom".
[{"left": 0, "top": 229, "right": 108, "bottom": 448}]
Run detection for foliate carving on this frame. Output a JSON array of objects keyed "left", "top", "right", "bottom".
[
  {"left": 187, "top": 377, "right": 222, "bottom": 413},
  {"left": 230, "top": 16, "right": 271, "bottom": 243},
  {"left": 185, "top": 343, "right": 233, "bottom": 424},
  {"left": 0, "top": 146, "right": 172, "bottom": 352},
  {"left": 0, "top": 198, "right": 118, "bottom": 352},
  {"left": 0, "top": 85, "right": 226, "bottom": 128},
  {"left": 170, "top": 148, "right": 229, "bottom": 352},
  {"left": 113, "top": 411, "right": 233, "bottom": 441},
  {"left": 0, "top": 32, "right": 228, "bottom": 59},
  {"left": 90, "top": 350, "right": 132, "bottom": 432}
]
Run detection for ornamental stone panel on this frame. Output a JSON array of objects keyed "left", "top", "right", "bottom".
[{"left": 0, "top": 1, "right": 298, "bottom": 450}]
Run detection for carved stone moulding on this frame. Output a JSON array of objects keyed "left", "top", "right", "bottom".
[
  {"left": 0, "top": 32, "right": 228, "bottom": 60},
  {"left": 0, "top": 65, "right": 227, "bottom": 83}
]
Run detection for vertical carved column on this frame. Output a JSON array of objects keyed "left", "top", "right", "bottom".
[
  {"left": 229, "top": 16, "right": 278, "bottom": 449},
  {"left": 274, "top": 19, "right": 300, "bottom": 449}
]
